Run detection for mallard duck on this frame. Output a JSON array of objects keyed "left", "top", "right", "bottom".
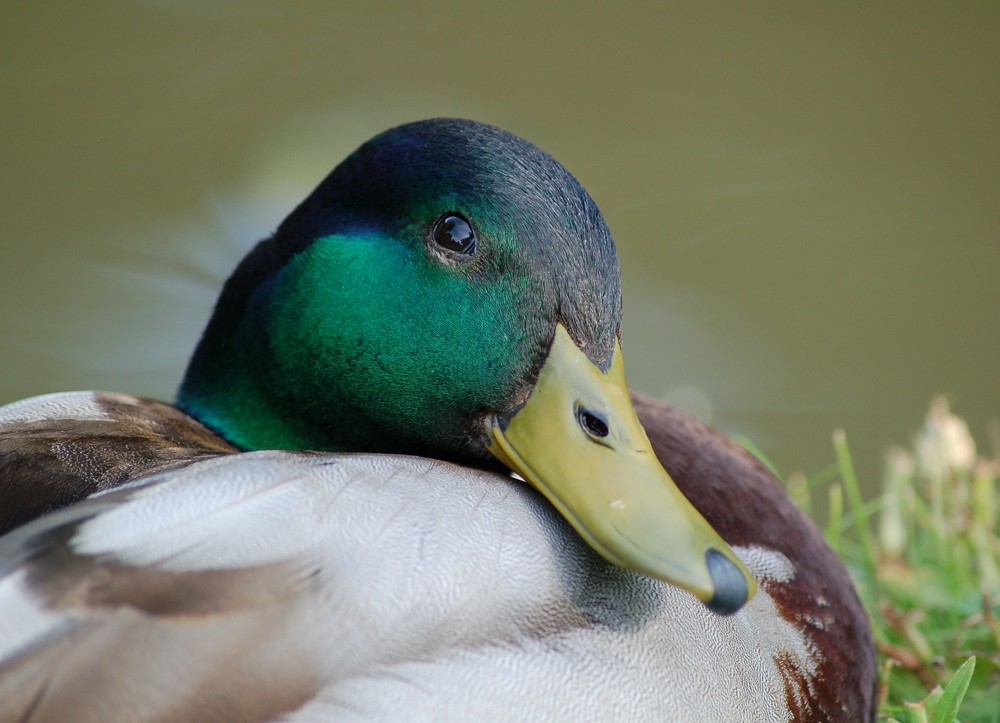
[{"left": 0, "top": 119, "right": 876, "bottom": 721}]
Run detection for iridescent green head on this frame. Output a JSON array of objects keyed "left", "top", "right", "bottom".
[
  {"left": 178, "top": 119, "right": 755, "bottom": 614},
  {"left": 179, "top": 119, "right": 620, "bottom": 459}
]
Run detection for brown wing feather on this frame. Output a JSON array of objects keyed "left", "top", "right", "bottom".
[{"left": 0, "top": 393, "right": 236, "bottom": 535}]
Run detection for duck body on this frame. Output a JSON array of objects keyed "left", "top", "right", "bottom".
[
  {"left": 0, "top": 391, "right": 875, "bottom": 721},
  {"left": 0, "top": 119, "right": 876, "bottom": 720}
]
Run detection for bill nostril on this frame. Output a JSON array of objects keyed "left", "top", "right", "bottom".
[{"left": 577, "top": 407, "right": 610, "bottom": 438}]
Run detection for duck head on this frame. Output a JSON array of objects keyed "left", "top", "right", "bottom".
[{"left": 177, "top": 119, "right": 755, "bottom": 614}]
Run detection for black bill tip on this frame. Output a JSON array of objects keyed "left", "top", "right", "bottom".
[{"left": 703, "top": 548, "right": 750, "bottom": 616}]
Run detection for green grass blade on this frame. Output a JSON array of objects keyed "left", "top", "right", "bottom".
[
  {"left": 930, "top": 656, "right": 976, "bottom": 723},
  {"left": 833, "top": 428, "right": 878, "bottom": 570}
]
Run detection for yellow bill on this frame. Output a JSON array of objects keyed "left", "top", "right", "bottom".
[{"left": 488, "top": 324, "right": 756, "bottom": 615}]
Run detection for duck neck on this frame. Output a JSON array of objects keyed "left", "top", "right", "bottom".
[
  {"left": 176, "top": 240, "right": 335, "bottom": 451},
  {"left": 177, "top": 310, "right": 333, "bottom": 453}
]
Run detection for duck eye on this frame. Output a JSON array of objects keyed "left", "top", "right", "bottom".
[{"left": 432, "top": 213, "right": 476, "bottom": 254}]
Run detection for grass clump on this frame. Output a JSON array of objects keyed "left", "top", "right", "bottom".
[{"left": 790, "top": 397, "right": 1000, "bottom": 722}]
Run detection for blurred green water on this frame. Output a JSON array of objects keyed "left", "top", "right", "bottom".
[{"left": 1, "top": 2, "right": 998, "bottom": 493}]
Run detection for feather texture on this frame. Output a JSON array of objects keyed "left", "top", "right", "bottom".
[{"left": 1, "top": 449, "right": 825, "bottom": 722}]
